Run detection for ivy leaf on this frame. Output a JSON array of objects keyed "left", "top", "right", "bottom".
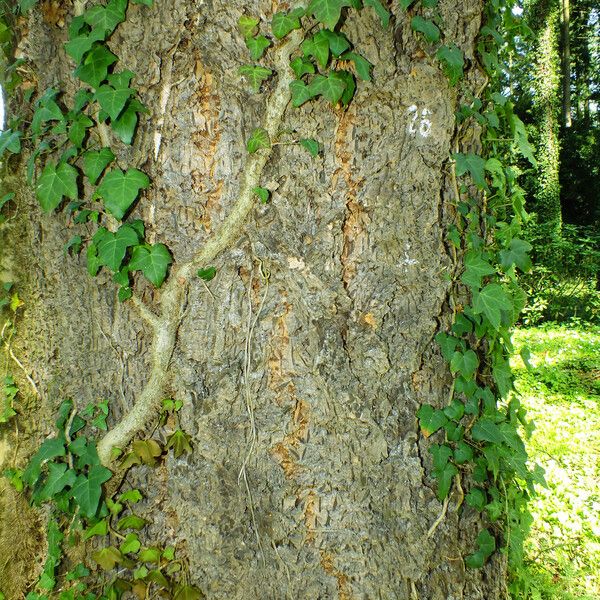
[
  {"left": 499, "top": 238, "right": 532, "bottom": 272},
  {"left": 364, "top": 0, "right": 390, "bottom": 27},
  {"left": 443, "top": 400, "right": 465, "bottom": 421},
  {"left": 436, "top": 462, "right": 458, "bottom": 501},
  {"left": 96, "top": 224, "right": 140, "bottom": 272},
  {"left": 454, "top": 441, "right": 474, "bottom": 464},
  {"left": 19, "top": 0, "right": 38, "bottom": 12},
  {"left": 128, "top": 244, "right": 173, "bottom": 287},
  {"left": 131, "top": 0, "right": 153, "bottom": 5},
  {"left": 436, "top": 44, "right": 464, "bottom": 86},
  {"left": 71, "top": 465, "right": 112, "bottom": 518},
  {"left": 271, "top": 8, "right": 305, "bottom": 39},
  {"left": 417, "top": 404, "right": 448, "bottom": 437},
  {"left": 471, "top": 418, "right": 506, "bottom": 446},
  {"left": 139, "top": 547, "right": 162, "bottom": 563},
  {"left": 197, "top": 266, "right": 217, "bottom": 281},
  {"left": 454, "top": 152, "right": 488, "bottom": 190},
  {"left": 120, "top": 533, "right": 142, "bottom": 554},
  {"left": 83, "top": 0, "right": 127, "bottom": 36},
  {"left": 307, "top": 0, "right": 352, "bottom": 29},
  {"left": 239, "top": 65, "right": 273, "bottom": 93},
  {"left": 64, "top": 28, "right": 105, "bottom": 64},
  {"left": 299, "top": 138, "right": 320, "bottom": 157},
  {"left": 450, "top": 349, "right": 479, "bottom": 379},
  {"left": 303, "top": 32, "right": 330, "bottom": 69},
  {"left": 252, "top": 186, "right": 270, "bottom": 203},
  {"left": 84, "top": 518, "right": 109, "bottom": 540},
  {"left": 97, "top": 168, "right": 150, "bottom": 220},
  {"left": 473, "top": 283, "right": 512, "bottom": 330},
  {"left": 461, "top": 251, "right": 496, "bottom": 289},
  {"left": 466, "top": 488, "right": 487, "bottom": 510},
  {"left": 112, "top": 98, "right": 147, "bottom": 144},
  {"left": 116, "top": 514, "right": 147, "bottom": 531},
  {"left": 166, "top": 429, "right": 193, "bottom": 458},
  {"left": 34, "top": 462, "right": 77, "bottom": 503},
  {"left": 290, "top": 79, "right": 314, "bottom": 107},
  {"left": 246, "top": 128, "right": 270, "bottom": 153},
  {"left": 68, "top": 436, "right": 101, "bottom": 468},
  {"left": 290, "top": 57, "right": 315, "bottom": 78},
  {"left": 94, "top": 84, "right": 135, "bottom": 120},
  {"left": 308, "top": 73, "right": 347, "bottom": 105},
  {"left": 411, "top": 16, "right": 440, "bottom": 43},
  {"left": 74, "top": 44, "right": 118, "bottom": 89},
  {"left": 435, "top": 331, "right": 461, "bottom": 361},
  {"left": 68, "top": 113, "right": 94, "bottom": 148},
  {"left": 320, "top": 29, "right": 350, "bottom": 57},
  {"left": 341, "top": 51, "right": 373, "bottom": 81},
  {"left": 83, "top": 148, "right": 115, "bottom": 185},
  {"left": 238, "top": 15, "right": 259, "bottom": 38},
  {"left": 93, "top": 546, "right": 123, "bottom": 570},
  {"left": 466, "top": 529, "right": 496, "bottom": 568},
  {"left": 245, "top": 35, "right": 271, "bottom": 61},
  {"left": 173, "top": 586, "right": 204, "bottom": 600},
  {"left": 0, "top": 129, "right": 22, "bottom": 158},
  {"left": 119, "top": 488, "right": 143, "bottom": 504},
  {"left": 335, "top": 70, "right": 356, "bottom": 106},
  {"left": 510, "top": 113, "right": 537, "bottom": 166},
  {"left": 36, "top": 162, "right": 79, "bottom": 212}
]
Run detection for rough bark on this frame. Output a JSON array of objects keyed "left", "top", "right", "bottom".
[{"left": 0, "top": 1, "right": 508, "bottom": 598}]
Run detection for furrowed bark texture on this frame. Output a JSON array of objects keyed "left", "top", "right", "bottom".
[{"left": 0, "top": 1, "right": 507, "bottom": 598}]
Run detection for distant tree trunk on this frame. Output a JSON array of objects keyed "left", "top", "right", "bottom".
[
  {"left": 560, "top": 0, "right": 572, "bottom": 127},
  {"left": 527, "top": 0, "right": 563, "bottom": 232},
  {"left": 0, "top": 1, "right": 509, "bottom": 598}
]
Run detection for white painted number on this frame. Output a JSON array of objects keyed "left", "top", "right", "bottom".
[{"left": 407, "top": 105, "right": 432, "bottom": 138}]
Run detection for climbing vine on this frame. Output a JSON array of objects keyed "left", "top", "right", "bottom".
[{"left": 0, "top": 0, "right": 545, "bottom": 596}]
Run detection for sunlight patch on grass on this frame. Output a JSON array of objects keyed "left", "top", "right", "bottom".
[{"left": 510, "top": 324, "right": 600, "bottom": 599}]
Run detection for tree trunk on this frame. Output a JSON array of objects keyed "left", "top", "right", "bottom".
[
  {"left": 1, "top": 1, "right": 507, "bottom": 598},
  {"left": 560, "top": 0, "right": 571, "bottom": 127}
]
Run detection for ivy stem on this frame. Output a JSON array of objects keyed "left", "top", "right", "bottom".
[{"left": 96, "top": 30, "right": 304, "bottom": 466}]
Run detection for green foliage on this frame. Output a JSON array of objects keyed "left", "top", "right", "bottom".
[{"left": 246, "top": 128, "right": 270, "bottom": 153}]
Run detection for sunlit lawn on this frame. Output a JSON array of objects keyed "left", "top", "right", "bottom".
[{"left": 511, "top": 324, "right": 600, "bottom": 599}]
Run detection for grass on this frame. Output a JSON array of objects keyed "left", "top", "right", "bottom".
[{"left": 509, "top": 322, "right": 600, "bottom": 599}]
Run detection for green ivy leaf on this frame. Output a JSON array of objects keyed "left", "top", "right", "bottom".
[
  {"left": 302, "top": 32, "right": 331, "bottom": 69},
  {"left": 499, "top": 238, "right": 532, "bottom": 272},
  {"left": 335, "top": 70, "right": 356, "bottom": 106},
  {"left": 0, "top": 129, "right": 22, "bottom": 158},
  {"left": 34, "top": 462, "right": 77, "bottom": 504},
  {"left": 93, "top": 546, "right": 123, "bottom": 570},
  {"left": 411, "top": 16, "right": 440, "bottom": 43},
  {"left": 308, "top": 73, "right": 347, "bottom": 105},
  {"left": 166, "top": 429, "right": 193, "bottom": 458},
  {"left": 238, "top": 15, "right": 259, "bottom": 38},
  {"left": 417, "top": 404, "right": 448, "bottom": 437},
  {"left": 472, "top": 283, "right": 512, "bottom": 329},
  {"left": 112, "top": 98, "right": 147, "bottom": 144},
  {"left": 173, "top": 585, "right": 204, "bottom": 600},
  {"left": 197, "top": 266, "right": 217, "bottom": 281},
  {"left": 96, "top": 224, "right": 140, "bottom": 272},
  {"left": 443, "top": 399, "right": 465, "bottom": 421},
  {"left": 84, "top": 518, "right": 109, "bottom": 540},
  {"left": 454, "top": 152, "right": 488, "bottom": 190},
  {"left": 290, "top": 79, "right": 315, "bottom": 107},
  {"left": 299, "top": 138, "right": 320, "bottom": 157},
  {"left": 450, "top": 350, "right": 479, "bottom": 378},
  {"left": 461, "top": 251, "right": 496, "bottom": 289},
  {"left": 245, "top": 35, "right": 271, "bottom": 61},
  {"left": 436, "top": 44, "right": 464, "bottom": 86},
  {"left": 340, "top": 51, "right": 373, "bottom": 81},
  {"left": 120, "top": 533, "right": 141, "bottom": 554},
  {"left": 466, "top": 529, "right": 496, "bottom": 568},
  {"left": 435, "top": 331, "right": 461, "bottom": 361},
  {"left": 246, "top": 128, "right": 270, "bottom": 153},
  {"left": 19, "top": 0, "right": 38, "bottom": 12},
  {"left": 139, "top": 547, "right": 162, "bottom": 563},
  {"left": 36, "top": 162, "right": 79, "bottom": 212},
  {"left": 94, "top": 84, "right": 135, "bottom": 120},
  {"left": 271, "top": 8, "right": 305, "bottom": 39},
  {"left": 307, "top": 0, "right": 352, "bottom": 29},
  {"left": 320, "top": 29, "right": 350, "bottom": 57},
  {"left": 83, "top": 148, "right": 115, "bottom": 185},
  {"left": 71, "top": 465, "right": 112, "bottom": 518},
  {"left": 436, "top": 462, "right": 458, "bottom": 500},
  {"left": 83, "top": 0, "right": 127, "bottom": 36},
  {"left": 239, "top": 65, "right": 273, "bottom": 93},
  {"left": 290, "top": 57, "right": 316, "bottom": 78},
  {"left": 69, "top": 436, "right": 101, "bottom": 469},
  {"left": 68, "top": 113, "right": 94, "bottom": 148},
  {"left": 119, "top": 488, "right": 143, "bottom": 504},
  {"left": 116, "top": 514, "right": 147, "bottom": 531},
  {"left": 64, "top": 28, "right": 105, "bottom": 64},
  {"left": 364, "top": 0, "right": 390, "bottom": 27},
  {"left": 510, "top": 113, "right": 537, "bottom": 166},
  {"left": 97, "top": 168, "right": 150, "bottom": 220},
  {"left": 453, "top": 441, "right": 474, "bottom": 464},
  {"left": 465, "top": 488, "right": 487, "bottom": 510},
  {"left": 252, "top": 186, "right": 270, "bottom": 203},
  {"left": 74, "top": 44, "right": 118, "bottom": 89},
  {"left": 131, "top": 0, "right": 153, "bottom": 5},
  {"left": 128, "top": 244, "right": 172, "bottom": 287}
]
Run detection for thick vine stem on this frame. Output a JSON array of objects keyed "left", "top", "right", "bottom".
[{"left": 97, "top": 30, "right": 303, "bottom": 466}]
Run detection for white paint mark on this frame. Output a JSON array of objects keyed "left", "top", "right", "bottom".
[{"left": 407, "top": 105, "right": 432, "bottom": 138}]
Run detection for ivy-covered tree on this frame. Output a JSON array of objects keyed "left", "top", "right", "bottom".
[{"left": 0, "top": 1, "right": 540, "bottom": 598}]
